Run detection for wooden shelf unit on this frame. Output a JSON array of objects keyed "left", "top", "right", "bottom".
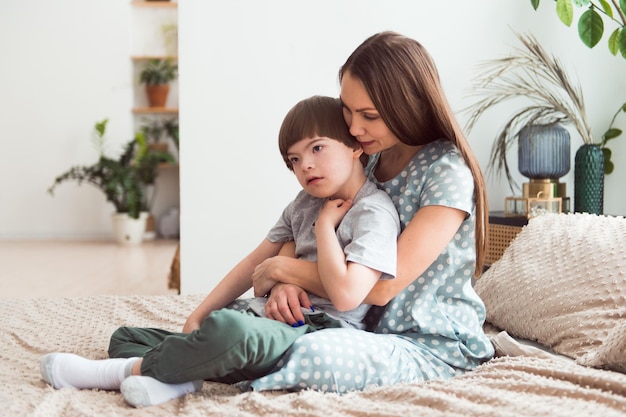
[
  {"left": 132, "top": 55, "right": 178, "bottom": 61},
  {"left": 132, "top": 1, "right": 177, "bottom": 8},
  {"left": 133, "top": 107, "right": 179, "bottom": 114}
]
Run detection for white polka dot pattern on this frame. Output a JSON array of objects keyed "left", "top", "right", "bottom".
[{"left": 247, "top": 140, "right": 494, "bottom": 392}]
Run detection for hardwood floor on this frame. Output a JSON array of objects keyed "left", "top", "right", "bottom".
[{"left": 0, "top": 239, "right": 179, "bottom": 299}]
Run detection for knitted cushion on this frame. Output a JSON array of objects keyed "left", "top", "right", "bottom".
[{"left": 475, "top": 213, "right": 626, "bottom": 372}]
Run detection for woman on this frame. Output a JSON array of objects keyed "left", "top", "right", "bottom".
[{"left": 246, "top": 31, "right": 494, "bottom": 393}]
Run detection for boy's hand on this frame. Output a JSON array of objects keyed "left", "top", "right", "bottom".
[
  {"left": 182, "top": 313, "right": 203, "bottom": 333},
  {"left": 316, "top": 198, "right": 353, "bottom": 229},
  {"left": 264, "top": 283, "right": 311, "bottom": 325}
]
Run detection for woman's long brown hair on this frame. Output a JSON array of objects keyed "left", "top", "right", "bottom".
[{"left": 340, "top": 31, "right": 488, "bottom": 276}]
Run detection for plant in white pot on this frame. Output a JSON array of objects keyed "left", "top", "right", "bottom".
[
  {"left": 464, "top": 31, "right": 623, "bottom": 214},
  {"left": 48, "top": 119, "right": 175, "bottom": 244}
]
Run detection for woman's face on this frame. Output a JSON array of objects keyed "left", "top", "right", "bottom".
[{"left": 340, "top": 71, "right": 401, "bottom": 155}]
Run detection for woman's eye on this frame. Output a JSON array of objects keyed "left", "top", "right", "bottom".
[{"left": 363, "top": 113, "right": 379, "bottom": 121}]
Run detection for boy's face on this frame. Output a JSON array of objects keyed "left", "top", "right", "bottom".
[{"left": 286, "top": 136, "right": 362, "bottom": 199}]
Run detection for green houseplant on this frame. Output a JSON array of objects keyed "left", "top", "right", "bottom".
[
  {"left": 139, "top": 117, "right": 179, "bottom": 150},
  {"left": 530, "top": 0, "right": 626, "bottom": 59},
  {"left": 48, "top": 119, "right": 175, "bottom": 243},
  {"left": 139, "top": 58, "right": 178, "bottom": 107}
]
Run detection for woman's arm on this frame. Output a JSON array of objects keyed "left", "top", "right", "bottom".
[
  {"left": 364, "top": 205, "right": 466, "bottom": 305},
  {"left": 182, "top": 238, "right": 283, "bottom": 332},
  {"left": 256, "top": 205, "right": 465, "bottom": 321}
]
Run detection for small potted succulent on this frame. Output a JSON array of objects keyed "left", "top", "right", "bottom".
[
  {"left": 139, "top": 58, "right": 178, "bottom": 107},
  {"left": 139, "top": 117, "right": 179, "bottom": 151}
]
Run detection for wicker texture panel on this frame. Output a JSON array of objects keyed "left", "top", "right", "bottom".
[{"left": 486, "top": 224, "right": 522, "bottom": 265}]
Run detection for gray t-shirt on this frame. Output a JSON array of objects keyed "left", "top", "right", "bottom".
[{"left": 248, "top": 180, "right": 399, "bottom": 329}]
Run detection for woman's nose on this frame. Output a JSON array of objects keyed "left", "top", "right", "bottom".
[{"left": 348, "top": 119, "right": 364, "bottom": 137}]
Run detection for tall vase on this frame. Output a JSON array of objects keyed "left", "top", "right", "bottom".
[{"left": 574, "top": 144, "right": 604, "bottom": 215}]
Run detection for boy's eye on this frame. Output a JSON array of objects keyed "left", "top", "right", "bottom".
[
  {"left": 289, "top": 157, "right": 299, "bottom": 164},
  {"left": 312, "top": 145, "right": 323, "bottom": 153}
]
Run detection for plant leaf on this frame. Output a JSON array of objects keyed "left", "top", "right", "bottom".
[
  {"left": 608, "top": 28, "right": 621, "bottom": 55},
  {"left": 603, "top": 127, "right": 622, "bottom": 140},
  {"left": 602, "top": 148, "right": 614, "bottom": 174},
  {"left": 621, "top": 0, "right": 626, "bottom": 14},
  {"left": 619, "top": 28, "right": 626, "bottom": 58},
  {"left": 94, "top": 119, "right": 108, "bottom": 137},
  {"left": 598, "top": 0, "right": 614, "bottom": 17},
  {"left": 557, "top": 0, "right": 575, "bottom": 26},
  {"left": 531, "top": 0, "right": 540, "bottom": 10},
  {"left": 579, "top": 8, "right": 604, "bottom": 48}
]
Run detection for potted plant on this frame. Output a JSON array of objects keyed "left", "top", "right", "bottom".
[
  {"left": 139, "top": 58, "right": 178, "bottom": 108},
  {"left": 464, "top": 32, "right": 623, "bottom": 214},
  {"left": 162, "top": 117, "right": 179, "bottom": 150},
  {"left": 48, "top": 118, "right": 175, "bottom": 244},
  {"left": 139, "top": 117, "right": 179, "bottom": 151}
]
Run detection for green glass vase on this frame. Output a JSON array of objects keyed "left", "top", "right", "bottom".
[{"left": 574, "top": 144, "right": 604, "bottom": 215}]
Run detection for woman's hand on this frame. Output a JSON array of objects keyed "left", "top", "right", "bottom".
[
  {"left": 264, "top": 283, "right": 312, "bottom": 325},
  {"left": 251, "top": 256, "right": 282, "bottom": 297}
]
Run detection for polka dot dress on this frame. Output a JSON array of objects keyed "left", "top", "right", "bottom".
[{"left": 244, "top": 139, "right": 494, "bottom": 393}]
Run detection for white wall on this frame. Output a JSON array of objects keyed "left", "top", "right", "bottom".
[
  {"left": 179, "top": 0, "right": 626, "bottom": 295},
  {"left": 0, "top": 0, "right": 179, "bottom": 240},
  {"left": 0, "top": 1, "right": 624, "bottom": 288}
]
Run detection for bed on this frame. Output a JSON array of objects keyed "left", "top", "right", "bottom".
[{"left": 2, "top": 213, "right": 626, "bottom": 416}]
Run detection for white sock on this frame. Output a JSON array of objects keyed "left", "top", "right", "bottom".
[
  {"left": 121, "top": 375, "right": 203, "bottom": 408},
  {"left": 40, "top": 353, "right": 138, "bottom": 390}
]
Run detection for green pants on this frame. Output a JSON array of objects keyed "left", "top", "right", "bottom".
[{"left": 108, "top": 308, "right": 340, "bottom": 384}]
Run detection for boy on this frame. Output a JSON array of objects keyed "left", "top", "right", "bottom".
[{"left": 40, "top": 96, "right": 400, "bottom": 407}]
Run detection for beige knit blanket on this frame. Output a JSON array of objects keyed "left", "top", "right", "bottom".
[{"left": 2, "top": 294, "right": 626, "bottom": 417}]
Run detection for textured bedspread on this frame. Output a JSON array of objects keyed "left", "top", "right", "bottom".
[{"left": 2, "top": 294, "right": 626, "bottom": 417}]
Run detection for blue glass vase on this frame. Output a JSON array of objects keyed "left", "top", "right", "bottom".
[{"left": 518, "top": 124, "right": 571, "bottom": 179}]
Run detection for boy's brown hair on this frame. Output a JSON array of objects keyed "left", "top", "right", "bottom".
[{"left": 279, "top": 96, "right": 360, "bottom": 171}]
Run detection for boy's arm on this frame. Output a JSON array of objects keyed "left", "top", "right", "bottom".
[
  {"left": 182, "top": 238, "right": 283, "bottom": 332},
  {"left": 314, "top": 198, "right": 382, "bottom": 311}
]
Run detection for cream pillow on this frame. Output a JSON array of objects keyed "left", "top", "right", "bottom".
[{"left": 475, "top": 213, "right": 626, "bottom": 372}]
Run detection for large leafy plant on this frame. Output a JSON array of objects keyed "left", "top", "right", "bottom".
[
  {"left": 530, "top": 0, "right": 626, "bottom": 58},
  {"left": 48, "top": 119, "right": 175, "bottom": 219}
]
